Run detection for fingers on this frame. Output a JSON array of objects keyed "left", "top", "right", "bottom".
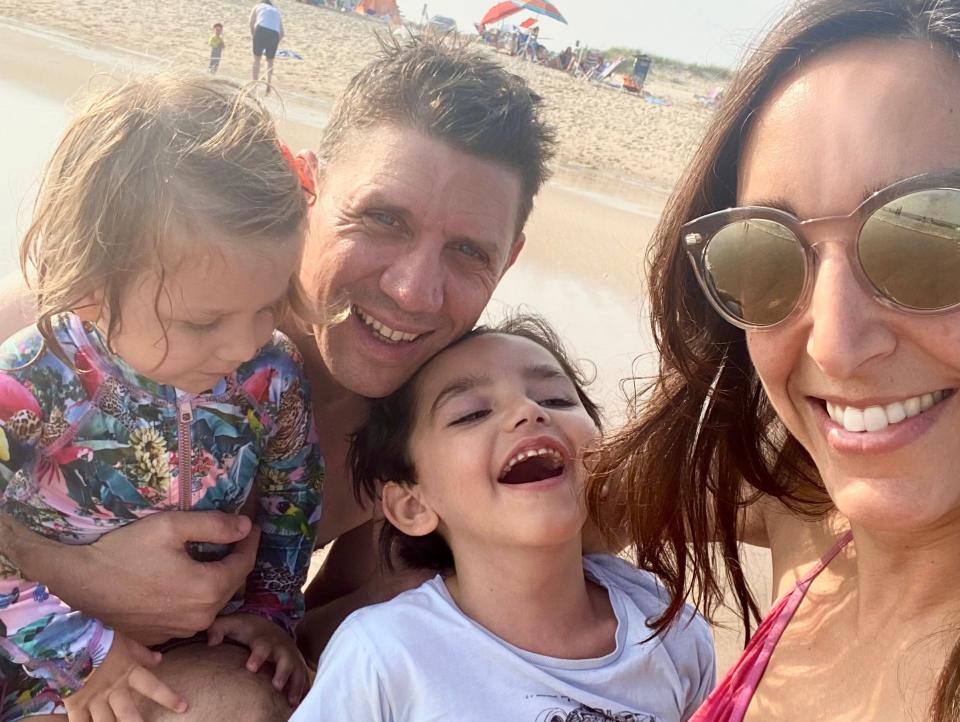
[
  {"left": 272, "top": 652, "right": 293, "bottom": 691},
  {"left": 245, "top": 638, "right": 272, "bottom": 673},
  {"left": 125, "top": 640, "right": 162, "bottom": 669},
  {"left": 206, "top": 616, "right": 249, "bottom": 647},
  {"left": 288, "top": 663, "right": 307, "bottom": 706},
  {"left": 210, "top": 525, "right": 260, "bottom": 582},
  {"left": 164, "top": 511, "right": 252, "bottom": 546},
  {"left": 127, "top": 666, "right": 188, "bottom": 715},
  {"left": 88, "top": 697, "right": 114, "bottom": 722},
  {"left": 106, "top": 689, "right": 142, "bottom": 722}
]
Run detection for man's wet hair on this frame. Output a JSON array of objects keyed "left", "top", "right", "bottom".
[
  {"left": 350, "top": 313, "right": 602, "bottom": 573},
  {"left": 317, "top": 35, "right": 556, "bottom": 234}
]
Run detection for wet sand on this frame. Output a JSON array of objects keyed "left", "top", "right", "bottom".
[{"left": 0, "top": 18, "right": 769, "bottom": 674}]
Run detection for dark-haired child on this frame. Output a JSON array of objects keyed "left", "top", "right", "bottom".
[
  {"left": 209, "top": 23, "right": 225, "bottom": 73},
  {"left": 293, "top": 316, "right": 714, "bottom": 721}
]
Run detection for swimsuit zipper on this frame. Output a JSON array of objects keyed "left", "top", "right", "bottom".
[{"left": 177, "top": 397, "right": 193, "bottom": 511}]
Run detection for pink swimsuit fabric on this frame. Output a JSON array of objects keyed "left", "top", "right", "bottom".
[{"left": 689, "top": 530, "right": 854, "bottom": 722}]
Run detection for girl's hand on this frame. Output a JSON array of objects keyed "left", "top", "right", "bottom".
[
  {"left": 207, "top": 613, "right": 308, "bottom": 706},
  {"left": 63, "top": 633, "right": 187, "bottom": 722}
]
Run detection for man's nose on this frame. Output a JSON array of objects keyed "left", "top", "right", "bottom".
[
  {"left": 804, "top": 248, "right": 896, "bottom": 379},
  {"left": 379, "top": 240, "right": 444, "bottom": 314}
]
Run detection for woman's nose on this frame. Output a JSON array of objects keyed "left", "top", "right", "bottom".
[{"left": 804, "top": 248, "right": 896, "bottom": 379}]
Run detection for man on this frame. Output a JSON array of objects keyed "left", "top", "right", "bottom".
[
  {"left": 250, "top": 0, "right": 284, "bottom": 95},
  {"left": 0, "top": 37, "right": 554, "bottom": 718}
]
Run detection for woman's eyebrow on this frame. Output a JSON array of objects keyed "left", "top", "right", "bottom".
[
  {"left": 430, "top": 374, "right": 490, "bottom": 418},
  {"left": 737, "top": 197, "right": 800, "bottom": 215}
]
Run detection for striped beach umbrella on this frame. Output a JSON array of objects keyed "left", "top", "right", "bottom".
[{"left": 480, "top": 0, "right": 567, "bottom": 27}]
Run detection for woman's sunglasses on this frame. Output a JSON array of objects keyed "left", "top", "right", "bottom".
[{"left": 682, "top": 170, "right": 960, "bottom": 329}]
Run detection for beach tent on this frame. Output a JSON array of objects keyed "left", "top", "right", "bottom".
[{"left": 355, "top": 0, "right": 401, "bottom": 24}]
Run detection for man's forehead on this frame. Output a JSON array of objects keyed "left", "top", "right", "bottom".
[{"left": 324, "top": 125, "right": 522, "bottom": 234}]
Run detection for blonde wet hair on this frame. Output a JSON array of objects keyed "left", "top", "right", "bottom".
[{"left": 21, "top": 73, "right": 311, "bottom": 354}]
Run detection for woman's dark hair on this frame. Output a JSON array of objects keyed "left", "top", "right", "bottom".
[
  {"left": 585, "top": 2, "right": 960, "bottom": 720},
  {"left": 351, "top": 313, "right": 602, "bottom": 573}
]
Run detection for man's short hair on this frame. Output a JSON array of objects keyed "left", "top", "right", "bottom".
[{"left": 317, "top": 36, "right": 556, "bottom": 232}]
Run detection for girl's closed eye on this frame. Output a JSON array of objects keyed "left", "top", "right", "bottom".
[
  {"left": 449, "top": 408, "right": 491, "bottom": 426},
  {"left": 540, "top": 397, "right": 577, "bottom": 409},
  {"left": 180, "top": 317, "right": 221, "bottom": 332}
]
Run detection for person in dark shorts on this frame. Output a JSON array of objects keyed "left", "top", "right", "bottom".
[
  {"left": 209, "top": 22, "right": 225, "bottom": 74},
  {"left": 250, "top": 1, "right": 284, "bottom": 94}
]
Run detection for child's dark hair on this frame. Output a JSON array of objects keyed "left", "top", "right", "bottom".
[
  {"left": 350, "top": 313, "right": 603, "bottom": 573},
  {"left": 213, "top": 22, "right": 223, "bottom": 30}
]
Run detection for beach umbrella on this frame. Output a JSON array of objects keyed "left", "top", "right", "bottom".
[{"left": 480, "top": 0, "right": 567, "bottom": 27}]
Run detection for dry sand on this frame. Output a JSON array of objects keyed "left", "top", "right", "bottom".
[
  {"left": 0, "top": 6, "right": 769, "bottom": 676},
  {"left": 0, "top": 0, "right": 717, "bottom": 191}
]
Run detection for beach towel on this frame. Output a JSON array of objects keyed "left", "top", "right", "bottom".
[{"left": 276, "top": 49, "right": 303, "bottom": 60}]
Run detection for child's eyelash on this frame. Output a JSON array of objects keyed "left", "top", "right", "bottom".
[
  {"left": 540, "top": 397, "right": 577, "bottom": 408},
  {"left": 450, "top": 409, "right": 491, "bottom": 426}
]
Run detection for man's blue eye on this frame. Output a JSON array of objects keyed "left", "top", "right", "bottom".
[
  {"left": 370, "top": 211, "right": 400, "bottom": 228},
  {"left": 455, "top": 243, "right": 488, "bottom": 262}
]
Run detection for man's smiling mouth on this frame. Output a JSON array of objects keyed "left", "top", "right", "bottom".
[
  {"left": 823, "top": 390, "right": 953, "bottom": 432},
  {"left": 353, "top": 306, "right": 425, "bottom": 344}
]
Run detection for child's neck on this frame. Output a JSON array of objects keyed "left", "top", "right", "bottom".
[{"left": 443, "top": 539, "right": 617, "bottom": 660}]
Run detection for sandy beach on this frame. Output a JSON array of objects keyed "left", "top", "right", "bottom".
[
  {"left": 0, "top": 4, "right": 768, "bottom": 674},
  {"left": 0, "top": 0, "right": 717, "bottom": 190}
]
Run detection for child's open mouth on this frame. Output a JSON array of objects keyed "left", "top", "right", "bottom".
[{"left": 498, "top": 448, "right": 566, "bottom": 485}]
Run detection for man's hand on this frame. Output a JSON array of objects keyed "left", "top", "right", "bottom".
[
  {"left": 63, "top": 632, "right": 187, "bottom": 722},
  {"left": 11, "top": 512, "right": 259, "bottom": 645}
]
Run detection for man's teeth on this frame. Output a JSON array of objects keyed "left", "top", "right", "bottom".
[
  {"left": 355, "top": 307, "right": 421, "bottom": 343},
  {"left": 499, "top": 448, "right": 564, "bottom": 479},
  {"left": 826, "top": 390, "right": 948, "bottom": 433}
]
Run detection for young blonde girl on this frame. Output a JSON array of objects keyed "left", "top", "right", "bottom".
[{"left": 0, "top": 75, "right": 322, "bottom": 721}]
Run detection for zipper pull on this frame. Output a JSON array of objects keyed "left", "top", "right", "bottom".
[{"left": 178, "top": 400, "right": 193, "bottom": 422}]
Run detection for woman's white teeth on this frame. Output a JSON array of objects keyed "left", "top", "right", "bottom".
[
  {"left": 499, "top": 448, "right": 564, "bottom": 479},
  {"left": 355, "top": 307, "right": 420, "bottom": 343},
  {"left": 826, "top": 390, "right": 947, "bottom": 433}
]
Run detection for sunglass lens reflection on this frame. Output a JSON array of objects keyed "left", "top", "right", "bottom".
[
  {"left": 703, "top": 219, "right": 806, "bottom": 326},
  {"left": 859, "top": 189, "right": 960, "bottom": 311}
]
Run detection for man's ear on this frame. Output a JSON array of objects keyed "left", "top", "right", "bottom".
[
  {"left": 382, "top": 481, "right": 439, "bottom": 538},
  {"left": 298, "top": 149, "right": 319, "bottom": 186},
  {"left": 501, "top": 232, "right": 526, "bottom": 277}
]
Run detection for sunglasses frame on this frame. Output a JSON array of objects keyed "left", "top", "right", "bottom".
[{"left": 681, "top": 169, "right": 960, "bottom": 330}]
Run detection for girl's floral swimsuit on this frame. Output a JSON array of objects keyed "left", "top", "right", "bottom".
[{"left": 0, "top": 313, "right": 323, "bottom": 720}]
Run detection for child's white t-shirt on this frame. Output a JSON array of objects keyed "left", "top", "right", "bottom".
[{"left": 292, "top": 554, "right": 715, "bottom": 722}]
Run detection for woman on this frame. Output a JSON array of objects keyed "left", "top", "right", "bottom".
[{"left": 589, "top": 1, "right": 960, "bottom": 720}]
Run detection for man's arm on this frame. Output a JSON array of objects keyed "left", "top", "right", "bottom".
[
  {"left": 298, "top": 519, "right": 431, "bottom": 664},
  {"left": 0, "top": 511, "right": 259, "bottom": 645}
]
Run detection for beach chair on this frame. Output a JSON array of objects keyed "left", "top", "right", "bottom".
[{"left": 622, "top": 54, "right": 652, "bottom": 94}]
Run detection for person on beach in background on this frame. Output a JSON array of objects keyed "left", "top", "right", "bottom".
[
  {"left": 0, "top": 75, "right": 322, "bottom": 721},
  {"left": 294, "top": 315, "right": 715, "bottom": 721},
  {"left": 250, "top": 0, "right": 284, "bottom": 95},
  {"left": 588, "top": 1, "right": 960, "bottom": 721},
  {"left": 0, "top": 37, "right": 554, "bottom": 718},
  {"left": 208, "top": 23, "right": 224, "bottom": 74}
]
